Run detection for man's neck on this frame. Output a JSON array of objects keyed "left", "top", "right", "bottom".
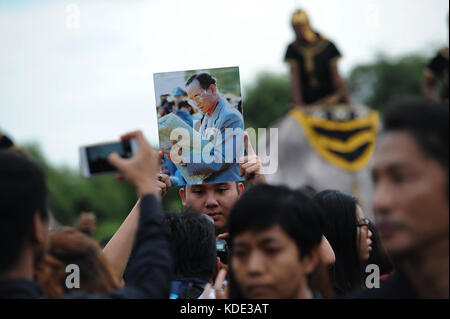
[
  {"left": 0, "top": 249, "right": 35, "bottom": 281},
  {"left": 207, "top": 98, "right": 220, "bottom": 116},
  {"left": 403, "top": 237, "right": 449, "bottom": 298},
  {"left": 295, "top": 279, "right": 313, "bottom": 299}
]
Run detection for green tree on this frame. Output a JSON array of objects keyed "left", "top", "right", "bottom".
[
  {"left": 161, "top": 186, "right": 183, "bottom": 212},
  {"left": 242, "top": 72, "right": 292, "bottom": 129},
  {"left": 348, "top": 54, "right": 428, "bottom": 111},
  {"left": 24, "top": 143, "right": 137, "bottom": 241}
]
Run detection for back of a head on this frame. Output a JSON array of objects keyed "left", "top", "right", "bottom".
[
  {"left": 0, "top": 132, "right": 14, "bottom": 149},
  {"left": 164, "top": 210, "right": 217, "bottom": 282},
  {"left": 229, "top": 184, "right": 323, "bottom": 259},
  {"left": 36, "top": 227, "right": 120, "bottom": 296},
  {"left": 314, "top": 190, "right": 361, "bottom": 294},
  {"left": 314, "top": 190, "right": 359, "bottom": 254},
  {"left": 0, "top": 150, "right": 49, "bottom": 275},
  {"left": 383, "top": 99, "right": 449, "bottom": 180},
  {"left": 296, "top": 185, "right": 318, "bottom": 199}
]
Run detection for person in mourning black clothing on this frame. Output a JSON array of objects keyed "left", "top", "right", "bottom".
[
  {"left": 349, "top": 100, "right": 448, "bottom": 299},
  {"left": 422, "top": 14, "right": 449, "bottom": 102},
  {"left": 423, "top": 47, "right": 449, "bottom": 102},
  {"left": 285, "top": 9, "right": 350, "bottom": 108}
]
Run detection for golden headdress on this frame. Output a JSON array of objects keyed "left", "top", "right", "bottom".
[{"left": 291, "top": 9, "right": 318, "bottom": 43}]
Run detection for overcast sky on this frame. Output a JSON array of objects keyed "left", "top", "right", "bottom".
[{"left": 0, "top": 0, "right": 448, "bottom": 169}]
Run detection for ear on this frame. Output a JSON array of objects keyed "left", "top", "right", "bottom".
[
  {"left": 179, "top": 187, "right": 187, "bottom": 206},
  {"left": 319, "top": 235, "right": 335, "bottom": 266},
  {"left": 301, "top": 246, "right": 321, "bottom": 275},
  {"left": 209, "top": 84, "right": 216, "bottom": 94},
  {"left": 237, "top": 183, "right": 245, "bottom": 197},
  {"left": 32, "top": 211, "right": 48, "bottom": 246}
]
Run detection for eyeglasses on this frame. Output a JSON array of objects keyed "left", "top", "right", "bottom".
[
  {"left": 357, "top": 218, "right": 370, "bottom": 227},
  {"left": 357, "top": 218, "right": 370, "bottom": 237},
  {"left": 189, "top": 90, "right": 209, "bottom": 105}
]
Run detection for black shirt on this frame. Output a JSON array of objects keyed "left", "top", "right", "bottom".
[
  {"left": 285, "top": 34, "right": 341, "bottom": 105},
  {"left": 0, "top": 194, "right": 172, "bottom": 299},
  {"left": 346, "top": 268, "right": 420, "bottom": 299},
  {"left": 426, "top": 47, "right": 449, "bottom": 101}
]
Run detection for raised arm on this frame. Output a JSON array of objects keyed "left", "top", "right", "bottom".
[
  {"left": 330, "top": 60, "right": 350, "bottom": 104},
  {"left": 102, "top": 130, "right": 171, "bottom": 298},
  {"left": 102, "top": 199, "right": 140, "bottom": 284},
  {"left": 63, "top": 131, "right": 172, "bottom": 299}
]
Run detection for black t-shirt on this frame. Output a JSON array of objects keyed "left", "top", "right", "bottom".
[
  {"left": 285, "top": 35, "right": 341, "bottom": 105},
  {"left": 426, "top": 47, "right": 449, "bottom": 100},
  {"left": 345, "top": 268, "right": 420, "bottom": 299}
]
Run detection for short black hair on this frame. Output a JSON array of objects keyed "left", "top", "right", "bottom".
[
  {"left": 0, "top": 150, "right": 49, "bottom": 274},
  {"left": 296, "top": 185, "right": 318, "bottom": 198},
  {"left": 185, "top": 73, "right": 216, "bottom": 90},
  {"left": 383, "top": 99, "right": 448, "bottom": 175},
  {"left": 0, "top": 132, "right": 14, "bottom": 149},
  {"left": 164, "top": 209, "right": 217, "bottom": 281},
  {"left": 228, "top": 184, "right": 323, "bottom": 259}
]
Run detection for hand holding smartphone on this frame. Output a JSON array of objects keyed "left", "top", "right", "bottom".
[
  {"left": 79, "top": 138, "right": 138, "bottom": 178},
  {"left": 80, "top": 131, "right": 160, "bottom": 197}
]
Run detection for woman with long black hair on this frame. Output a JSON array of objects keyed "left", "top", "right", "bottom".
[{"left": 314, "top": 190, "right": 373, "bottom": 296}]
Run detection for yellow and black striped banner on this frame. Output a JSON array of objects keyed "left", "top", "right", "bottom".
[{"left": 290, "top": 106, "right": 379, "bottom": 172}]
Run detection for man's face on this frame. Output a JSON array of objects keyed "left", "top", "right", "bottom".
[
  {"left": 372, "top": 131, "right": 449, "bottom": 258},
  {"left": 186, "top": 79, "right": 217, "bottom": 115},
  {"left": 231, "top": 225, "right": 316, "bottom": 299},
  {"left": 356, "top": 206, "right": 372, "bottom": 261},
  {"left": 293, "top": 24, "right": 305, "bottom": 40},
  {"left": 180, "top": 182, "right": 243, "bottom": 234}
]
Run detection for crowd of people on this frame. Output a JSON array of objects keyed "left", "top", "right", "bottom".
[
  {"left": 0, "top": 98, "right": 448, "bottom": 299},
  {"left": 0, "top": 8, "right": 448, "bottom": 300}
]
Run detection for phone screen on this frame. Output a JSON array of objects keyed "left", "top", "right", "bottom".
[{"left": 86, "top": 140, "right": 133, "bottom": 174}]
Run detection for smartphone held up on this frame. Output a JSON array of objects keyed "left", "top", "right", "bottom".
[{"left": 79, "top": 138, "right": 138, "bottom": 178}]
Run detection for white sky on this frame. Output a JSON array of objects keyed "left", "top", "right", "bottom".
[{"left": 0, "top": 0, "right": 448, "bottom": 169}]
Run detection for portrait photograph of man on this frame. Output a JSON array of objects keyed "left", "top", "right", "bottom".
[{"left": 154, "top": 66, "right": 244, "bottom": 186}]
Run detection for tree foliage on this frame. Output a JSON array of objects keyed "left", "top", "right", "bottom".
[
  {"left": 348, "top": 54, "right": 428, "bottom": 110},
  {"left": 243, "top": 72, "right": 292, "bottom": 129},
  {"left": 24, "top": 143, "right": 138, "bottom": 241}
]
